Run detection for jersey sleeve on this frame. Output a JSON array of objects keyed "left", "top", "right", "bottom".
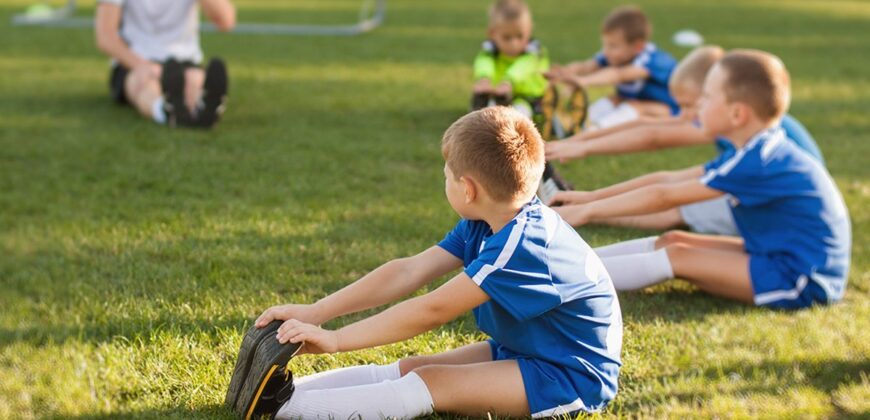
[
  {"left": 473, "top": 51, "right": 496, "bottom": 81},
  {"left": 464, "top": 232, "right": 561, "bottom": 322},
  {"left": 644, "top": 52, "right": 675, "bottom": 85},
  {"left": 700, "top": 148, "right": 779, "bottom": 207},
  {"left": 595, "top": 52, "right": 609, "bottom": 67},
  {"left": 438, "top": 219, "right": 471, "bottom": 260}
]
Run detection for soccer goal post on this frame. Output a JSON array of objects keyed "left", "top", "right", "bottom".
[{"left": 12, "top": 0, "right": 386, "bottom": 36}]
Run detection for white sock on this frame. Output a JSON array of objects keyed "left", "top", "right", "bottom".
[
  {"left": 596, "top": 103, "right": 640, "bottom": 128},
  {"left": 151, "top": 97, "right": 167, "bottom": 124},
  {"left": 588, "top": 97, "right": 616, "bottom": 125},
  {"left": 601, "top": 249, "right": 674, "bottom": 291},
  {"left": 277, "top": 371, "right": 434, "bottom": 420},
  {"left": 294, "top": 362, "right": 401, "bottom": 392},
  {"left": 594, "top": 236, "right": 657, "bottom": 258}
]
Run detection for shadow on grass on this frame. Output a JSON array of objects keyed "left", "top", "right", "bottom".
[{"left": 629, "top": 357, "right": 870, "bottom": 418}]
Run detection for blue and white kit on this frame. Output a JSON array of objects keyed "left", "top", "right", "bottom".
[
  {"left": 596, "top": 43, "right": 678, "bottom": 114},
  {"left": 438, "top": 197, "right": 623, "bottom": 416},
  {"left": 700, "top": 127, "right": 851, "bottom": 309}
]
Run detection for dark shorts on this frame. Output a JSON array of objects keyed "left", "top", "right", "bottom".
[{"left": 109, "top": 60, "right": 199, "bottom": 105}]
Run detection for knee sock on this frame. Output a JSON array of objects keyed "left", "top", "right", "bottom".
[
  {"left": 596, "top": 102, "right": 640, "bottom": 128},
  {"left": 601, "top": 249, "right": 674, "bottom": 291},
  {"left": 594, "top": 236, "right": 658, "bottom": 258},
  {"left": 150, "top": 97, "right": 167, "bottom": 124},
  {"left": 588, "top": 97, "right": 616, "bottom": 125},
  {"left": 276, "top": 372, "right": 434, "bottom": 420},
  {"left": 293, "top": 362, "right": 401, "bottom": 392}
]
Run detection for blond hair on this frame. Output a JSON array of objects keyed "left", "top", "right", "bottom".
[
  {"left": 489, "top": 0, "right": 531, "bottom": 28},
  {"left": 442, "top": 107, "right": 544, "bottom": 202},
  {"left": 718, "top": 49, "right": 791, "bottom": 122},
  {"left": 670, "top": 45, "right": 725, "bottom": 93},
  {"left": 601, "top": 5, "right": 650, "bottom": 42}
]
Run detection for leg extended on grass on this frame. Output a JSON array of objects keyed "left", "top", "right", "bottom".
[
  {"left": 601, "top": 230, "right": 753, "bottom": 303},
  {"left": 278, "top": 342, "right": 530, "bottom": 418}
]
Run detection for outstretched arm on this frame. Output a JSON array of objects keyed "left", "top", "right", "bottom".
[
  {"left": 546, "top": 121, "right": 710, "bottom": 162},
  {"left": 256, "top": 246, "right": 463, "bottom": 327},
  {"left": 199, "top": 0, "right": 236, "bottom": 31},
  {"left": 277, "top": 273, "right": 489, "bottom": 353},
  {"left": 557, "top": 178, "right": 723, "bottom": 226},
  {"left": 571, "top": 65, "right": 649, "bottom": 88},
  {"left": 549, "top": 165, "right": 705, "bottom": 207},
  {"left": 94, "top": 3, "right": 149, "bottom": 69}
]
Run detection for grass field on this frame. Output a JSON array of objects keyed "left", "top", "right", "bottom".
[{"left": 1, "top": 0, "right": 868, "bottom": 418}]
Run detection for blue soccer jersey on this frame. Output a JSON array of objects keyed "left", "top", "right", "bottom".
[
  {"left": 596, "top": 43, "right": 678, "bottom": 114},
  {"left": 706, "top": 114, "right": 825, "bottom": 170},
  {"left": 438, "top": 198, "right": 622, "bottom": 416},
  {"left": 700, "top": 127, "right": 851, "bottom": 308}
]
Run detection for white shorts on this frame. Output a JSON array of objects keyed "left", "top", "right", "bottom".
[{"left": 679, "top": 195, "right": 738, "bottom": 235}]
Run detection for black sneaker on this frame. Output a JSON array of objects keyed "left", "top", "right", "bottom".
[
  {"left": 225, "top": 321, "right": 303, "bottom": 420},
  {"left": 196, "top": 58, "right": 228, "bottom": 129},
  {"left": 537, "top": 162, "right": 573, "bottom": 205},
  {"left": 470, "top": 92, "right": 489, "bottom": 111},
  {"left": 160, "top": 59, "right": 194, "bottom": 127}
]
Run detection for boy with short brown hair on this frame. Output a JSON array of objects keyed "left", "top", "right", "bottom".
[
  {"left": 226, "top": 107, "right": 623, "bottom": 419},
  {"left": 554, "top": 50, "right": 851, "bottom": 310},
  {"left": 546, "top": 5, "right": 678, "bottom": 129}
]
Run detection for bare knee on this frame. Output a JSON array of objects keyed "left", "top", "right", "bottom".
[
  {"left": 655, "top": 230, "right": 691, "bottom": 248},
  {"left": 399, "top": 356, "right": 434, "bottom": 376}
]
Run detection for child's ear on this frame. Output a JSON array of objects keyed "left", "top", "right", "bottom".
[
  {"left": 632, "top": 40, "right": 646, "bottom": 53},
  {"left": 729, "top": 102, "right": 750, "bottom": 127},
  {"left": 460, "top": 176, "right": 477, "bottom": 204}
]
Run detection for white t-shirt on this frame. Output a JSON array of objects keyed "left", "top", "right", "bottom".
[{"left": 100, "top": 0, "right": 203, "bottom": 63}]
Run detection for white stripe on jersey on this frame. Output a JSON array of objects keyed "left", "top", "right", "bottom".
[{"left": 472, "top": 215, "right": 529, "bottom": 285}]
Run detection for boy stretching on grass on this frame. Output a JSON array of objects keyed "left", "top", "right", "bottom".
[
  {"left": 545, "top": 5, "right": 678, "bottom": 129},
  {"left": 95, "top": 0, "right": 235, "bottom": 128},
  {"left": 225, "top": 107, "right": 622, "bottom": 419},
  {"left": 546, "top": 46, "right": 825, "bottom": 235},
  {"left": 555, "top": 50, "right": 851, "bottom": 309}
]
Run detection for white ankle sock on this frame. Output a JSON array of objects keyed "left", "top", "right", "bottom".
[
  {"left": 294, "top": 362, "right": 401, "bottom": 392},
  {"left": 596, "top": 103, "right": 640, "bottom": 128},
  {"left": 277, "top": 371, "right": 434, "bottom": 420},
  {"left": 594, "top": 236, "right": 657, "bottom": 258},
  {"left": 151, "top": 97, "right": 167, "bottom": 124},
  {"left": 601, "top": 249, "right": 674, "bottom": 291},
  {"left": 588, "top": 97, "right": 616, "bottom": 124}
]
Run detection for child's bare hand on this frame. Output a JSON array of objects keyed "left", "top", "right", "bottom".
[
  {"left": 548, "top": 191, "right": 596, "bottom": 207},
  {"left": 255, "top": 304, "right": 321, "bottom": 328},
  {"left": 545, "top": 140, "right": 587, "bottom": 163},
  {"left": 543, "top": 64, "right": 565, "bottom": 81},
  {"left": 493, "top": 81, "right": 512, "bottom": 97},
  {"left": 276, "top": 319, "right": 339, "bottom": 354},
  {"left": 473, "top": 79, "right": 493, "bottom": 94}
]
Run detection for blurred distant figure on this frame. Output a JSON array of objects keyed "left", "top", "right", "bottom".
[{"left": 94, "top": 0, "right": 235, "bottom": 128}]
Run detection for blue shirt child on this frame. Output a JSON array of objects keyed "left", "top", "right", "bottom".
[
  {"left": 701, "top": 127, "right": 851, "bottom": 309},
  {"left": 596, "top": 43, "right": 679, "bottom": 114},
  {"left": 438, "top": 197, "right": 623, "bottom": 416}
]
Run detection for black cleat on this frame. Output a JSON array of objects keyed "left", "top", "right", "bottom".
[
  {"left": 161, "top": 59, "right": 194, "bottom": 127},
  {"left": 196, "top": 58, "right": 228, "bottom": 129},
  {"left": 565, "top": 84, "right": 589, "bottom": 135},
  {"left": 539, "top": 84, "right": 558, "bottom": 141},
  {"left": 225, "top": 321, "right": 303, "bottom": 420},
  {"left": 538, "top": 162, "right": 573, "bottom": 205},
  {"left": 470, "top": 92, "right": 490, "bottom": 111}
]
